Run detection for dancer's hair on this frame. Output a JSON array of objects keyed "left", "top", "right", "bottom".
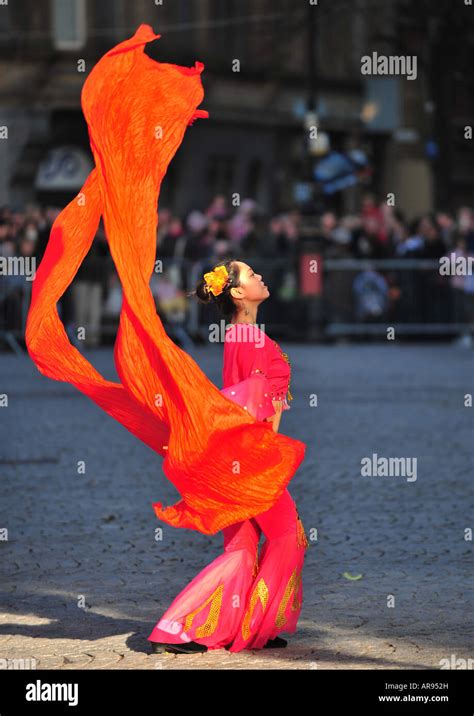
[{"left": 188, "top": 258, "right": 241, "bottom": 317}]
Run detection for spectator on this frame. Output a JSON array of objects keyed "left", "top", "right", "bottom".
[
  {"left": 396, "top": 216, "right": 427, "bottom": 258},
  {"left": 228, "top": 198, "right": 259, "bottom": 245},
  {"left": 420, "top": 215, "right": 446, "bottom": 259},
  {"left": 353, "top": 269, "right": 389, "bottom": 322},
  {"left": 352, "top": 214, "right": 390, "bottom": 258},
  {"left": 182, "top": 212, "right": 210, "bottom": 261},
  {"left": 361, "top": 192, "right": 388, "bottom": 245},
  {"left": 259, "top": 216, "right": 285, "bottom": 257},
  {"left": 205, "top": 194, "right": 229, "bottom": 221},
  {"left": 156, "top": 207, "right": 172, "bottom": 250},
  {"left": 207, "top": 214, "right": 231, "bottom": 258},
  {"left": 71, "top": 220, "right": 109, "bottom": 348},
  {"left": 436, "top": 211, "right": 456, "bottom": 247},
  {"left": 158, "top": 215, "right": 187, "bottom": 258}
]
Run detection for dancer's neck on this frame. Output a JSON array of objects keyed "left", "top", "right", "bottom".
[{"left": 231, "top": 312, "right": 258, "bottom": 325}]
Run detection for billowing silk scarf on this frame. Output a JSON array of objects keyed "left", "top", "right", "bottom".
[{"left": 25, "top": 24, "right": 306, "bottom": 535}]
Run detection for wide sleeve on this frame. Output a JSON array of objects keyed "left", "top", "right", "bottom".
[{"left": 221, "top": 332, "right": 275, "bottom": 421}]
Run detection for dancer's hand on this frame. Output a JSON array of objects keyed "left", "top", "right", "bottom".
[
  {"left": 272, "top": 398, "right": 283, "bottom": 414},
  {"left": 266, "top": 399, "right": 283, "bottom": 432}
]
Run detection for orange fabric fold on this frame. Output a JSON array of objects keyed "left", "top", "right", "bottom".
[{"left": 25, "top": 24, "right": 306, "bottom": 535}]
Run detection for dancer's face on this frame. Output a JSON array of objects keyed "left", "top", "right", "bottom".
[{"left": 230, "top": 261, "right": 270, "bottom": 304}]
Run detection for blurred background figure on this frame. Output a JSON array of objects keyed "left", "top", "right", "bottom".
[{"left": 71, "top": 220, "right": 108, "bottom": 349}]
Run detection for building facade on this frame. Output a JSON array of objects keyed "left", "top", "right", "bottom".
[{"left": 0, "top": 0, "right": 472, "bottom": 218}]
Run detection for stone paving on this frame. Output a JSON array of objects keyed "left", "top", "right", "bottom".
[{"left": 0, "top": 342, "right": 472, "bottom": 669}]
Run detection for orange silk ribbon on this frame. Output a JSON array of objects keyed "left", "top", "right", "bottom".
[{"left": 25, "top": 24, "right": 306, "bottom": 535}]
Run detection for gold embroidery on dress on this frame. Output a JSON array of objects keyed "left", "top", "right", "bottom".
[
  {"left": 241, "top": 577, "right": 269, "bottom": 640},
  {"left": 296, "top": 513, "right": 309, "bottom": 549},
  {"left": 275, "top": 568, "right": 303, "bottom": 629},
  {"left": 275, "top": 567, "right": 297, "bottom": 628},
  {"left": 184, "top": 582, "right": 225, "bottom": 638},
  {"left": 291, "top": 570, "right": 302, "bottom": 612}
]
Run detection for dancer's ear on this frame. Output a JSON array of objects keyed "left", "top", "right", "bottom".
[{"left": 230, "top": 286, "right": 244, "bottom": 300}]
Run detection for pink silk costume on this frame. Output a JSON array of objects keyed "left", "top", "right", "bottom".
[
  {"left": 24, "top": 24, "right": 306, "bottom": 537},
  {"left": 148, "top": 324, "right": 309, "bottom": 651},
  {"left": 221, "top": 322, "right": 292, "bottom": 420}
]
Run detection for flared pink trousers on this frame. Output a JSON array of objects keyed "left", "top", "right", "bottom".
[{"left": 148, "top": 488, "right": 309, "bottom": 652}]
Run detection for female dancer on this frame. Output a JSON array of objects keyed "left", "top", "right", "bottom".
[
  {"left": 148, "top": 259, "right": 309, "bottom": 653},
  {"left": 24, "top": 25, "right": 307, "bottom": 657}
]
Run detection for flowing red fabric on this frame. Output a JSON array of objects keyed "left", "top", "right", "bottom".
[{"left": 25, "top": 24, "right": 306, "bottom": 535}]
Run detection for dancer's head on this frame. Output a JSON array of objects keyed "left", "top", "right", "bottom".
[{"left": 191, "top": 259, "right": 269, "bottom": 318}]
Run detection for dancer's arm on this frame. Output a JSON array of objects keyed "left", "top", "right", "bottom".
[{"left": 265, "top": 399, "right": 283, "bottom": 432}]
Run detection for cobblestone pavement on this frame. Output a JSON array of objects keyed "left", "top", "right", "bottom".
[{"left": 1, "top": 342, "right": 472, "bottom": 670}]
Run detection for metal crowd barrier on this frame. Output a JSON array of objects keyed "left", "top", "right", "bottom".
[
  {"left": 322, "top": 258, "right": 474, "bottom": 336},
  {"left": 2, "top": 255, "right": 474, "bottom": 352}
]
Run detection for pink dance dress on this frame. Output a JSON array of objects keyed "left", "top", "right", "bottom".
[
  {"left": 22, "top": 24, "right": 308, "bottom": 650},
  {"left": 148, "top": 323, "right": 309, "bottom": 651}
]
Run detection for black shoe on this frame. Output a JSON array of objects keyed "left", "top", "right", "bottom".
[
  {"left": 263, "top": 636, "right": 288, "bottom": 648},
  {"left": 225, "top": 636, "right": 288, "bottom": 650},
  {"left": 163, "top": 641, "right": 208, "bottom": 654},
  {"left": 150, "top": 641, "right": 168, "bottom": 654}
]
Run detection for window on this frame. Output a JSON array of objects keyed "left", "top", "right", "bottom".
[
  {"left": 207, "top": 155, "right": 235, "bottom": 196},
  {"left": 52, "top": 0, "right": 86, "bottom": 51},
  {"left": 246, "top": 158, "right": 264, "bottom": 203}
]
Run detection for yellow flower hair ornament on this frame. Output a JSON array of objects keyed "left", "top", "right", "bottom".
[{"left": 203, "top": 265, "right": 231, "bottom": 297}]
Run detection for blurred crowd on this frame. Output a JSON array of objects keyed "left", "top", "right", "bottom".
[
  {"left": 154, "top": 194, "right": 474, "bottom": 262},
  {"left": 1, "top": 193, "right": 474, "bottom": 348}
]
